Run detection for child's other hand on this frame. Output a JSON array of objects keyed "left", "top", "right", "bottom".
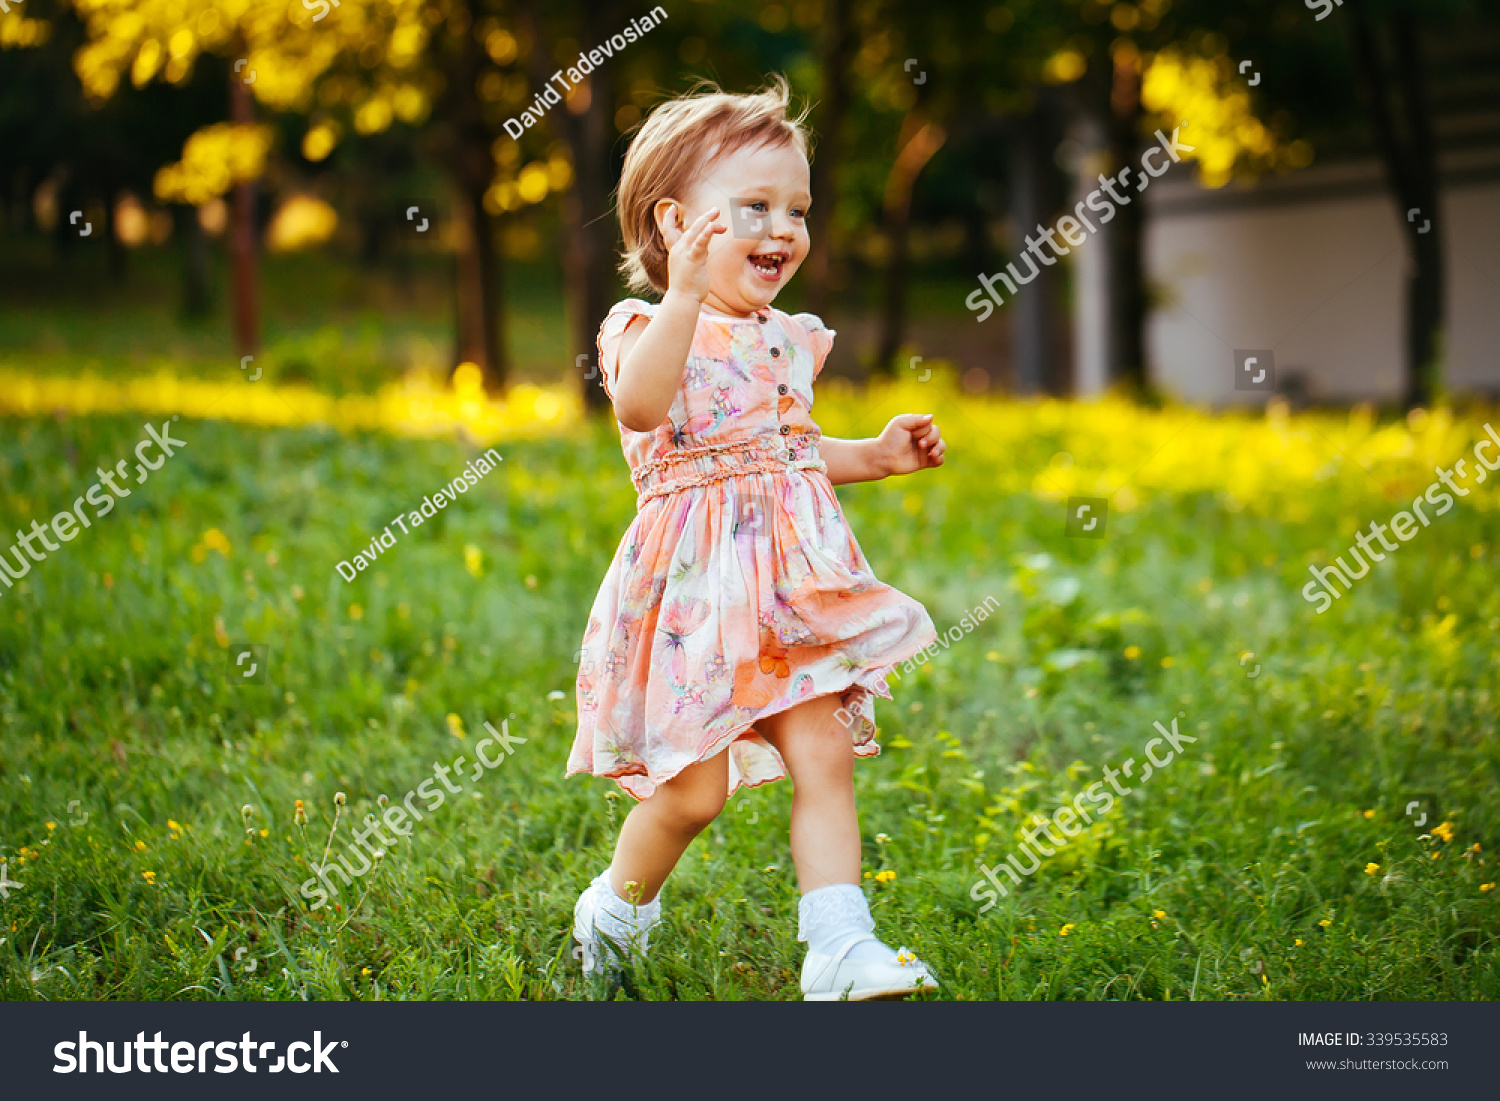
[
  {"left": 875, "top": 413, "right": 945, "bottom": 476},
  {"left": 662, "top": 206, "right": 725, "bottom": 305}
]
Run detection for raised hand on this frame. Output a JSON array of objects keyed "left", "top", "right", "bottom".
[{"left": 662, "top": 206, "right": 725, "bottom": 304}]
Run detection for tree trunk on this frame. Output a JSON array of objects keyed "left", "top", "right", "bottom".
[
  {"left": 804, "top": 0, "right": 857, "bottom": 319},
  {"left": 452, "top": 181, "right": 503, "bottom": 383},
  {"left": 448, "top": 0, "right": 505, "bottom": 389},
  {"left": 1393, "top": 9, "right": 1443, "bottom": 408},
  {"left": 1348, "top": 5, "right": 1444, "bottom": 408},
  {"left": 228, "top": 59, "right": 260, "bottom": 357},
  {"left": 106, "top": 185, "right": 128, "bottom": 284},
  {"left": 516, "top": 0, "right": 619, "bottom": 410},
  {"left": 557, "top": 66, "right": 613, "bottom": 412},
  {"left": 1010, "top": 96, "right": 1066, "bottom": 395},
  {"left": 1106, "top": 46, "right": 1146, "bottom": 393},
  {"left": 177, "top": 204, "right": 212, "bottom": 318},
  {"left": 874, "top": 116, "right": 945, "bottom": 376}
]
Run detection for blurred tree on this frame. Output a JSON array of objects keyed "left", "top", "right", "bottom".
[
  {"left": 514, "top": 0, "right": 624, "bottom": 413},
  {"left": 803, "top": 0, "right": 858, "bottom": 320},
  {"left": 1345, "top": 1, "right": 1445, "bottom": 409},
  {"left": 0, "top": 0, "right": 225, "bottom": 312},
  {"left": 39, "top": 0, "right": 585, "bottom": 388}
]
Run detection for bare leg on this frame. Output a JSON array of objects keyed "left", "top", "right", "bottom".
[
  {"left": 608, "top": 748, "right": 729, "bottom": 904},
  {"left": 757, "top": 693, "right": 861, "bottom": 890}
]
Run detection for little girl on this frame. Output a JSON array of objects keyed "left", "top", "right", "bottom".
[{"left": 566, "top": 77, "right": 947, "bottom": 1001}]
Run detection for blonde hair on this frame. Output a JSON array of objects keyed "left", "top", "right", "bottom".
[{"left": 616, "top": 76, "right": 812, "bottom": 296}]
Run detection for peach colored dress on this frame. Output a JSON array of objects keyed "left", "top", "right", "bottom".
[{"left": 566, "top": 298, "right": 938, "bottom": 800}]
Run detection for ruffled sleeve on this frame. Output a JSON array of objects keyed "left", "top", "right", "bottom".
[
  {"left": 595, "top": 298, "right": 657, "bottom": 401},
  {"left": 790, "top": 312, "right": 836, "bottom": 382}
]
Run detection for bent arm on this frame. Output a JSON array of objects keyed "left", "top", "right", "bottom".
[
  {"left": 610, "top": 289, "right": 702, "bottom": 431},
  {"left": 819, "top": 437, "right": 889, "bottom": 486}
]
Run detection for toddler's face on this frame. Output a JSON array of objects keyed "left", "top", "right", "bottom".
[{"left": 670, "top": 140, "right": 811, "bottom": 316}]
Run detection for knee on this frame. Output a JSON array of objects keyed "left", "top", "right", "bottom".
[
  {"left": 792, "top": 727, "right": 855, "bottom": 790},
  {"left": 658, "top": 777, "right": 727, "bottom": 835}
]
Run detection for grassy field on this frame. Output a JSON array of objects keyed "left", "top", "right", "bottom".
[{"left": 1, "top": 372, "right": 1497, "bottom": 1001}]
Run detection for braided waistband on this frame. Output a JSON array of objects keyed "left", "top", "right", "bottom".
[{"left": 632, "top": 434, "right": 826, "bottom": 508}]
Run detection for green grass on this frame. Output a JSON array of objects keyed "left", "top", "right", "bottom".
[{"left": 1, "top": 401, "right": 1497, "bottom": 1001}]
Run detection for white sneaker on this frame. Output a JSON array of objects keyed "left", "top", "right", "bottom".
[
  {"left": 571, "top": 875, "right": 656, "bottom": 979},
  {"left": 800, "top": 936, "right": 938, "bottom": 1001}
]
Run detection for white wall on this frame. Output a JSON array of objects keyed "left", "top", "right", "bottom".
[{"left": 1143, "top": 162, "right": 1500, "bottom": 404}]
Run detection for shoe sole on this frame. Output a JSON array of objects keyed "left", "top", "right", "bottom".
[{"left": 803, "top": 978, "right": 938, "bottom": 1001}]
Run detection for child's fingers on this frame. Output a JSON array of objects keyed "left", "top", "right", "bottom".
[
  {"left": 685, "top": 208, "right": 720, "bottom": 243},
  {"left": 688, "top": 211, "right": 723, "bottom": 255}
]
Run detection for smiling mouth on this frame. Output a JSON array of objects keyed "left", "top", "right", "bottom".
[{"left": 748, "top": 252, "right": 787, "bottom": 281}]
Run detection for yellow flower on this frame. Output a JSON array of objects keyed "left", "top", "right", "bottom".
[
  {"left": 1295, "top": 938, "right": 1303, "bottom": 947},
  {"left": 1480, "top": 883, "right": 1494, "bottom": 892},
  {"left": 446, "top": 713, "right": 466, "bottom": 739},
  {"left": 1059, "top": 923, "right": 1075, "bottom": 936},
  {"left": 361, "top": 967, "right": 372, "bottom": 977},
  {"left": 875, "top": 833, "right": 891, "bottom": 844},
  {"left": 1431, "top": 852, "right": 1441, "bottom": 860},
  {"left": 134, "top": 840, "right": 147, "bottom": 852},
  {"left": 1160, "top": 656, "right": 1175, "bottom": 668},
  {"left": 1431, "top": 821, "right": 1454, "bottom": 842},
  {"left": 464, "top": 544, "right": 483, "bottom": 578},
  {"left": 1472, "top": 843, "right": 1482, "bottom": 853},
  {"left": 1362, "top": 809, "right": 1375, "bottom": 819},
  {"left": 1364, "top": 863, "right": 1380, "bottom": 875},
  {"left": 202, "top": 528, "right": 231, "bottom": 556},
  {"left": 1318, "top": 918, "right": 1332, "bottom": 928},
  {"left": 167, "top": 819, "right": 182, "bottom": 832},
  {"left": 1124, "top": 645, "right": 1141, "bottom": 660},
  {"left": 873, "top": 869, "right": 896, "bottom": 883},
  {"left": 259, "top": 829, "right": 269, "bottom": 838},
  {"left": 894, "top": 949, "right": 916, "bottom": 966},
  {"left": 349, "top": 604, "right": 364, "bottom": 621},
  {"left": 45, "top": 821, "right": 55, "bottom": 832},
  {"left": 1152, "top": 909, "right": 1165, "bottom": 919},
  {"left": 141, "top": 870, "right": 156, "bottom": 884}
]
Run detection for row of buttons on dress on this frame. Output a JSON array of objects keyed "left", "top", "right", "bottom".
[{"left": 757, "top": 310, "right": 797, "bottom": 459}]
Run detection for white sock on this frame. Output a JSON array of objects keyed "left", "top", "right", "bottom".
[
  {"left": 797, "top": 883, "right": 898, "bottom": 964},
  {"left": 590, "top": 870, "right": 661, "bottom": 953}
]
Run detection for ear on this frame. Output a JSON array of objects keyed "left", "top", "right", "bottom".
[{"left": 652, "top": 198, "right": 685, "bottom": 241}]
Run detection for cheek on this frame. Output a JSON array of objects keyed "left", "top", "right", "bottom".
[{"left": 709, "top": 238, "right": 749, "bottom": 272}]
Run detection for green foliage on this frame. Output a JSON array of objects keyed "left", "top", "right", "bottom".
[{"left": 0, "top": 409, "right": 1496, "bottom": 1000}]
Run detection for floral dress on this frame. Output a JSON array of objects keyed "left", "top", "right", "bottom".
[{"left": 566, "top": 298, "right": 938, "bottom": 800}]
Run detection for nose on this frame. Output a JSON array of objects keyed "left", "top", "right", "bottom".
[{"left": 769, "top": 209, "right": 797, "bottom": 242}]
